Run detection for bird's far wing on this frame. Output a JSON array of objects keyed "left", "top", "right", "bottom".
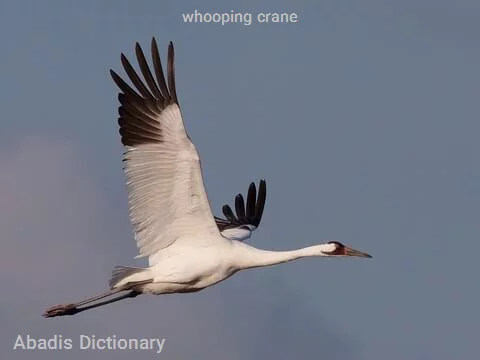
[
  {"left": 110, "top": 38, "right": 221, "bottom": 264},
  {"left": 215, "top": 180, "right": 266, "bottom": 241}
]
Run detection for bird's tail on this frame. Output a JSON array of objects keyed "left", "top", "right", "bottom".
[{"left": 109, "top": 266, "right": 146, "bottom": 289}]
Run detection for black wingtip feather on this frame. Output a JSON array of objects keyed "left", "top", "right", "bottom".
[
  {"left": 111, "top": 38, "right": 180, "bottom": 147},
  {"left": 246, "top": 182, "right": 257, "bottom": 220},
  {"left": 135, "top": 43, "right": 162, "bottom": 99},
  {"left": 151, "top": 38, "right": 170, "bottom": 102},
  {"left": 253, "top": 179, "right": 267, "bottom": 227},
  {"left": 215, "top": 180, "right": 267, "bottom": 233},
  {"left": 235, "top": 194, "right": 246, "bottom": 220},
  {"left": 167, "top": 42, "right": 178, "bottom": 104},
  {"left": 222, "top": 205, "right": 236, "bottom": 222}
]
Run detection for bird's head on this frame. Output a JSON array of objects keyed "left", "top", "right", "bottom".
[{"left": 322, "top": 241, "right": 372, "bottom": 258}]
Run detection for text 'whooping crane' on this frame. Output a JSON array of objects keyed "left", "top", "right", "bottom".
[{"left": 182, "top": 10, "right": 298, "bottom": 26}]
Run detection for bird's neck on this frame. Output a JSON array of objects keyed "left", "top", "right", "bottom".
[{"left": 232, "top": 242, "right": 330, "bottom": 270}]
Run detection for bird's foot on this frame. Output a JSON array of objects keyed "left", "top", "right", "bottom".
[{"left": 43, "top": 303, "right": 78, "bottom": 318}]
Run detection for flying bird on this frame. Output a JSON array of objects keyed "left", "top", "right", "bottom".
[{"left": 43, "top": 38, "right": 372, "bottom": 318}]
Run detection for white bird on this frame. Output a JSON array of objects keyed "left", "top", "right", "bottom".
[{"left": 43, "top": 38, "right": 372, "bottom": 318}]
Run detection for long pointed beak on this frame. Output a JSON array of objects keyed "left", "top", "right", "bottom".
[{"left": 344, "top": 247, "right": 372, "bottom": 258}]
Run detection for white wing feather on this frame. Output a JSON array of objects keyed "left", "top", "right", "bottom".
[
  {"left": 124, "top": 105, "right": 219, "bottom": 260},
  {"left": 111, "top": 39, "right": 223, "bottom": 266},
  {"left": 220, "top": 226, "right": 255, "bottom": 241}
]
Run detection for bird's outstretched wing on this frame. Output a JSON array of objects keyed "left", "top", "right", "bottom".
[
  {"left": 215, "top": 180, "right": 266, "bottom": 241},
  {"left": 110, "top": 38, "right": 222, "bottom": 265}
]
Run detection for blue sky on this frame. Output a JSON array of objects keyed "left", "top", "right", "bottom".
[{"left": 1, "top": 1, "right": 479, "bottom": 359}]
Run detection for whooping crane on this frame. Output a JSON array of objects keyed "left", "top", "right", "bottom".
[{"left": 43, "top": 38, "right": 372, "bottom": 318}]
